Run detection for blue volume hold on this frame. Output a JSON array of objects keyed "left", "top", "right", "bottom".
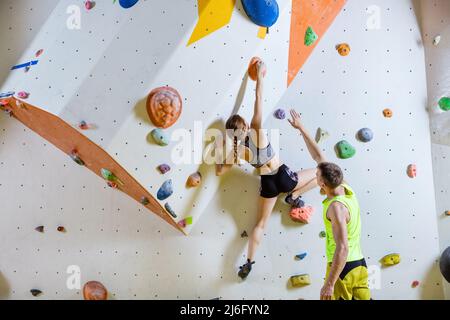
[
  {"left": 119, "top": 0, "right": 140, "bottom": 9},
  {"left": 241, "top": 0, "right": 280, "bottom": 28}
]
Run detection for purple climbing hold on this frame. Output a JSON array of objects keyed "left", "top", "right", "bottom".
[
  {"left": 274, "top": 108, "right": 286, "bottom": 120},
  {"left": 158, "top": 164, "right": 171, "bottom": 174},
  {"left": 157, "top": 180, "right": 173, "bottom": 201}
]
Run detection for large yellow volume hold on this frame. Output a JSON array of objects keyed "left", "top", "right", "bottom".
[
  {"left": 381, "top": 253, "right": 401, "bottom": 266},
  {"left": 290, "top": 274, "right": 311, "bottom": 287}
]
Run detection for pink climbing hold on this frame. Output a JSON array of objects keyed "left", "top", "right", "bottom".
[
  {"left": 35, "top": 49, "right": 44, "bottom": 58},
  {"left": 157, "top": 164, "right": 171, "bottom": 174},
  {"left": 17, "top": 91, "right": 29, "bottom": 99},
  {"left": 85, "top": 1, "right": 95, "bottom": 10},
  {"left": 407, "top": 164, "right": 417, "bottom": 178},
  {"left": 290, "top": 206, "right": 315, "bottom": 224}
]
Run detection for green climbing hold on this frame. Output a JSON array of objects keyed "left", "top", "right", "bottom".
[
  {"left": 439, "top": 97, "right": 450, "bottom": 111},
  {"left": 304, "top": 26, "right": 318, "bottom": 46},
  {"left": 100, "top": 168, "right": 123, "bottom": 185},
  {"left": 319, "top": 231, "right": 326, "bottom": 238},
  {"left": 336, "top": 140, "right": 356, "bottom": 159},
  {"left": 151, "top": 128, "right": 169, "bottom": 146}
]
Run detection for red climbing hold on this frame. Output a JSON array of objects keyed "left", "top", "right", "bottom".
[
  {"left": 83, "top": 281, "right": 108, "bottom": 300},
  {"left": 411, "top": 280, "right": 420, "bottom": 288},
  {"left": 248, "top": 57, "right": 266, "bottom": 81},
  {"left": 146, "top": 87, "right": 182, "bottom": 129},
  {"left": 35, "top": 49, "right": 44, "bottom": 57},
  {"left": 290, "top": 206, "right": 315, "bottom": 224}
]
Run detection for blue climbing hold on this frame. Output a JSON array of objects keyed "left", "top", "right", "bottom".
[
  {"left": 157, "top": 180, "right": 173, "bottom": 201},
  {"left": 296, "top": 252, "right": 307, "bottom": 260},
  {"left": 0, "top": 91, "right": 15, "bottom": 99},
  {"left": 119, "top": 0, "right": 139, "bottom": 9},
  {"left": 357, "top": 128, "right": 373, "bottom": 143},
  {"left": 241, "top": 0, "right": 279, "bottom": 28}
]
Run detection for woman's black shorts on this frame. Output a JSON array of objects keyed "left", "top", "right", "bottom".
[{"left": 260, "top": 164, "right": 298, "bottom": 198}]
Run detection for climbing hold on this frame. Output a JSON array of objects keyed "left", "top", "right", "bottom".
[
  {"left": 304, "top": 26, "right": 318, "bottom": 46},
  {"left": 57, "top": 226, "right": 66, "bottom": 233},
  {"left": 101, "top": 169, "right": 123, "bottom": 185},
  {"left": 165, "top": 203, "right": 177, "bottom": 218},
  {"left": 35, "top": 49, "right": 44, "bottom": 57},
  {"left": 241, "top": 0, "right": 280, "bottom": 28},
  {"left": 35, "top": 226, "right": 44, "bottom": 233},
  {"left": 295, "top": 252, "right": 307, "bottom": 261},
  {"left": 151, "top": 128, "right": 169, "bottom": 146},
  {"left": 118, "top": 0, "right": 140, "bottom": 9},
  {"left": 445, "top": 210, "right": 450, "bottom": 216},
  {"left": 274, "top": 109, "right": 286, "bottom": 120},
  {"left": 30, "top": 289, "right": 42, "bottom": 297},
  {"left": 177, "top": 217, "right": 192, "bottom": 228},
  {"left": 17, "top": 91, "right": 29, "bottom": 99},
  {"left": 157, "top": 164, "right": 171, "bottom": 174},
  {"left": 140, "top": 197, "right": 150, "bottom": 206},
  {"left": 0, "top": 99, "right": 9, "bottom": 107},
  {"left": 290, "top": 274, "right": 311, "bottom": 287},
  {"left": 187, "top": 172, "right": 202, "bottom": 188},
  {"left": 315, "top": 128, "right": 329, "bottom": 144},
  {"left": 383, "top": 108, "right": 393, "bottom": 118},
  {"left": 70, "top": 150, "right": 85, "bottom": 166},
  {"left": 241, "top": 231, "right": 248, "bottom": 238},
  {"left": 438, "top": 97, "right": 450, "bottom": 112},
  {"left": 380, "top": 253, "right": 401, "bottom": 267},
  {"left": 357, "top": 128, "right": 373, "bottom": 143},
  {"left": 336, "top": 140, "right": 356, "bottom": 159},
  {"left": 336, "top": 43, "right": 351, "bottom": 56},
  {"left": 11, "top": 60, "right": 38, "bottom": 71},
  {"left": 433, "top": 35, "right": 441, "bottom": 46},
  {"left": 248, "top": 57, "right": 267, "bottom": 81},
  {"left": 157, "top": 180, "right": 173, "bottom": 201},
  {"left": 440, "top": 246, "right": 450, "bottom": 283},
  {"left": 85, "top": 0, "right": 95, "bottom": 10},
  {"left": 411, "top": 280, "right": 420, "bottom": 288},
  {"left": 78, "top": 121, "right": 90, "bottom": 130},
  {"left": 319, "top": 231, "right": 326, "bottom": 238},
  {"left": 0, "top": 91, "right": 15, "bottom": 99},
  {"left": 83, "top": 281, "right": 108, "bottom": 300},
  {"left": 107, "top": 181, "right": 118, "bottom": 189},
  {"left": 290, "top": 206, "right": 315, "bottom": 224},
  {"left": 407, "top": 164, "right": 417, "bottom": 178},
  {"left": 147, "top": 87, "right": 182, "bottom": 129}
]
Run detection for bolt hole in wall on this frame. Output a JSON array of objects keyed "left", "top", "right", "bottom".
[{"left": 0, "top": 0, "right": 449, "bottom": 300}]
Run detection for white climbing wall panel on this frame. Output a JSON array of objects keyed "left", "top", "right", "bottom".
[
  {"left": 0, "top": 0, "right": 446, "bottom": 299},
  {"left": 421, "top": 0, "right": 450, "bottom": 298}
]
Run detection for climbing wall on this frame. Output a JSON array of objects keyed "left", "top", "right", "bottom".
[
  {"left": 420, "top": 0, "right": 450, "bottom": 298},
  {"left": 0, "top": 0, "right": 446, "bottom": 299}
]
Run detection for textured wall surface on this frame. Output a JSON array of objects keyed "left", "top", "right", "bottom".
[{"left": 0, "top": 0, "right": 446, "bottom": 300}]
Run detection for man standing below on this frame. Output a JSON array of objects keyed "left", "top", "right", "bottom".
[{"left": 288, "top": 110, "right": 371, "bottom": 300}]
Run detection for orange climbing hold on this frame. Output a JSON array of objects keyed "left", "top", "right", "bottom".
[
  {"left": 383, "top": 108, "right": 393, "bottom": 118},
  {"left": 146, "top": 87, "right": 182, "bottom": 129},
  {"left": 187, "top": 172, "right": 202, "bottom": 188},
  {"left": 83, "top": 281, "right": 108, "bottom": 300},
  {"left": 336, "top": 43, "right": 350, "bottom": 56},
  {"left": 248, "top": 57, "right": 266, "bottom": 81}
]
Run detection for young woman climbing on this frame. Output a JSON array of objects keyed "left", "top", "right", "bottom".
[{"left": 216, "top": 60, "right": 327, "bottom": 279}]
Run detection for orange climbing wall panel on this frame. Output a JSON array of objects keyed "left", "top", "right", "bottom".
[
  {"left": 288, "top": 0, "right": 347, "bottom": 86},
  {"left": 2, "top": 97, "right": 184, "bottom": 235}
]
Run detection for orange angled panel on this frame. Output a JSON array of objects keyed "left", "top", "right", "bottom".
[{"left": 288, "top": 0, "right": 346, "bottom": 86}]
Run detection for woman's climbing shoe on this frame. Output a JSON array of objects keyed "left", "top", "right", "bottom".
[
  {"left": 238, "top": 259, "right": 255, "bottom": 280},
  {"left": 285, "top": 194, "right": 305, "bottom": 208}
]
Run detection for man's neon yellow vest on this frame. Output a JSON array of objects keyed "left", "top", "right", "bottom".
[{"left": 322, "top": 184, "right": 363, "bottom": 263}]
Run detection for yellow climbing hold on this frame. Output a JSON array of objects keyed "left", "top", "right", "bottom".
[
  {"left": 381, "top": 253, "right": 401, "bottom": 266},
  {"left": 257, "top": 26, "right": 267, "bottom": 39},
  {"left": 290, "top": 274, "right": 311, "bottom": 287},
  {"left": 187, "top": 0, "right": 236, "bottom": 46}
]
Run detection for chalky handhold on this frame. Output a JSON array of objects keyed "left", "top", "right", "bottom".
[
  {"left": 85, "top": 0, "right": 95, "bottom": 10},
  {"left": 35, "top": 226, "right": 44, "bottom": 233},
  {"left": 290, "top": 274, "right": 311, "bottom": 287},
  {"left": 274, "top": 109, "right": 286, "bottom": 120},
  {"left": 440, "top": 246, "right": 450, "bottom": 283},
  {"left": 30, "top": 289, "right": 42, "bottom": 297},
  {"left": 383, "top": 108, "right": 393, "bottom": 118},
  {"left": 158, "top": 164, "right": 171, "bottom": 174},
  {"left": 357, "top": 128, "right": 373, "bottom": 143},
  {"left": 17, "top": 91, "right": 29, "bottom": 99},
  {"left": 165, "top": 203, "right": 177, "bottom": 218},
  {"left": 411, "top": 280, "right": 420, "bottom": 288},
  {"left": 438, "top": 97, "right": 450, "bottom": 112},
  {"left": 157, "top": 180, "right": 173, "bottom": 201},
  {"left": 295, "top": 252, "right": 307, "bottom": 261},
  {"left": 147, "top": 87, "right": 182, "bottom": 128},
  {"left": 336, "top": 140, "right": 356, "bottom": 159},
  {"left": 248, "top": 57, "right": 267, "bottom": 81},
  {"left": 151, "top": 128, "right": 169, "bottom": 146},
  {"left": 241, "top": 230, "right": 248, "bottom": 238},
  {"left": 315, "top": 128, "right": 329, "bottom": 144},
  {"left": 290, "top": 206, "right": 314, "bottom": 224},
  {"left": 336, "top": 43, "right": 350, "bottom": 56},
  {"left": 381, "top": 253, "right": 401, "bottom": 266},
  {"left": 83, "top": 281, "right": 108, "bottom": 300},
  {"left": 304, "top": 26, "right": 318, "bottom": 46},
  {"left": 433, "top": 35, "right": 441, "bottom": 46},
  {"left": 319, "top": 231, "right": 326, "bottom": 238},
  {"left": 187, "top": 172, "right": 202, "bottom": 188},
  {"left": 407, "top": 164, "right": 417, "bottom": 178},
  {"left": 140, "top": 197, "right": 150, "bottom": 206}
]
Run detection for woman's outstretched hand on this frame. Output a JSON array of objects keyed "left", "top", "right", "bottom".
[
  {"left": 257, "top": 61, "right": 266, "bottom": 81},
  {"left": 288, "top": 109, "right": 303, "bottom": 130}
]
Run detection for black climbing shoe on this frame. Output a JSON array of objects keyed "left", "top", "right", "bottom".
[
  {"left": 238, "top": 259, "right": 255, "bottom": 280},
  {"left": 285, "top": 194, "right": 305, "bottom": 208}
]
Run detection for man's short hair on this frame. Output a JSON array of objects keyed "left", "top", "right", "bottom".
[{"left": 318, "top": 162, "right": 343, "bottom": 189}]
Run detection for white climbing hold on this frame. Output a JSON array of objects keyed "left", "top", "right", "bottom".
[
  {"left": 315, "top": 128, "right": 329, "bottom": 144},
  {"left": 433, "top": 35, "right": 441, "bottom": 46}
]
